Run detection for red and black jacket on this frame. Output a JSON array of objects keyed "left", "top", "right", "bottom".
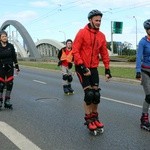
[{"left": 72, "top": 23, "right": 110, "bottom": 69}]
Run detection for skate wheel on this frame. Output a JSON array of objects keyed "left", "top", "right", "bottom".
[
  {"left": 141, "top": 126, "right": 150, "bottom": 131},
  {"left": 90, "top": 130, "right": 98, "bottom": 136},
  {"left": 93, "top": 128, "right": 104, "bottom": 135},
  {"left": 4, "top": 106, "right": 13, "bottom": 110},
  {"left": 93, "top": 130, "right": 98, "bottom": 135},
  {"left": 69, "top": 92, "right": 74, "bottom": 95},
  {"left": 64, "top": 93, "right": 70, "bottom": 95},
  {"left": 99, "top": 128, "right": 104, "bottom": 133}
]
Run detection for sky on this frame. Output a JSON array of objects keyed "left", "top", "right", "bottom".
[{"left": 0, "top": 0, "right": 150, "bottom": 49}]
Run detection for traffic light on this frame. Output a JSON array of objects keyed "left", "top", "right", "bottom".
[{"left": 112, "top": 22, "right": 123, "bottom": 34}]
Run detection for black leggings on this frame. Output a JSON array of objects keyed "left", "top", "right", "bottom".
[{"left": 0, "top": 64, "right": 14, "bottom": 93}]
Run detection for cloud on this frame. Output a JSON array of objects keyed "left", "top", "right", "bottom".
[{"left": 29, "top": 1, "right": 49, "bottom": 7}]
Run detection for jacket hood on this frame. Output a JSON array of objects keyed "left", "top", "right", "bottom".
[{"left": 84, "top": 23, "right": 99, "bottom": 34}]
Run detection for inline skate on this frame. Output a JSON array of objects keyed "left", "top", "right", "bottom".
[
  {"left": 140, "top": 113, "right": 150, "bottom": 131},
  {"left": 63, "top": 85, "right": 70, "bottom": 95},
  {"left": 4, "top": 97, "right": 13, "bottom": 109},
  {"left": 84, "top": 114, "right": 100, "bottom": 135},
  {"left": 91, "top": 112, "right": 104, "bottom": 134},
  {"left": 68, "top": 84, "right": 74, "bottom": 95}
]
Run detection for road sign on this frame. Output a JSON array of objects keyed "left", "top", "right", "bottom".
[{"left": 112, "top": 21, "right": 123, "bottom": 34}]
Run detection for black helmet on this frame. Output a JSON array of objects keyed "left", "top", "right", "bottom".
[
  {"left": 0, "top": 30, "right": 7, "bottom": 36},
  {"left": 88, "top": 9, "right": 103, "bottom": 20},
  {"left": 66, "top": 39, "right": 72, "bottom": 44},
  {"left": 143, "top": 19, "right": 150, "bottom": 30}
]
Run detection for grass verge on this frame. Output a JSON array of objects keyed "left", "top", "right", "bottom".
[{"left": 19, "top": 61, "right": 135, "bottom": 79}]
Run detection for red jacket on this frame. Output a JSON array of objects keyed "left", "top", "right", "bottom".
[{"left": 72, "top": 24, "right": 110, "bottom": 69}]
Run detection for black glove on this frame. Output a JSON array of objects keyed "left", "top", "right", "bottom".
[
  {"left": 80, "top": 65, "right": 89, "bottom": 74},
  {"left": 105, "top": 69, "right": 112, "bottom": 78},
  {"left": 68, "top": 63, "right": 73, "bottom": 69},
  {"left": 57, "top": 61, "right": 62, "bottom": 66},
  {"left": 136, "top": 72, "right": 141, "bottom": 79},
  {"left": 15, "top": 64, "right": 20, "bottom": 71}
]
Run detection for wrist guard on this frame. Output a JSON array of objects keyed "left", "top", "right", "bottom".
[
  {"left": 136, "top": 72, "right": 141, "bottom": 79},
  {"left": 105, "top": 69, "right": 112, "bottom": 78},
  {"left": 15, "top": 64, "right": 20, "bottom": 71},
  {"left": 80, "top": 65, "right": 89, "bottom": 74}
]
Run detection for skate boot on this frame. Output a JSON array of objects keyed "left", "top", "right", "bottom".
[
  {"left": 91, "top": 112, "right": 104, "bottom": 133},
  {"left": 0, "top": 98, "right": 3, "bottom": 109},
  {"left": 4, "top": 97, "right": 13, "bottom": 109},
  {"left": 140, "top": 113, "right": 150, "bottom": 131},
  {"left": 63, "top": 85, "right": 70, "bottom": 95},
  {"left": 84, "top": 114, "right": 98, "bottom": 135},
  {"left": 68, "top": 84, "right": 74, "bottom": 94}
]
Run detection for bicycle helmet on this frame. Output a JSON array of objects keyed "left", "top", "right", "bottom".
[
  {"left": 88, "top": 9, "right": 103, "bottom": 20},
  {"left": 143, "top": 19, "right": 150, "bottom": 30}
]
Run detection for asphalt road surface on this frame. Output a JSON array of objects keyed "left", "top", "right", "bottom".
[{"left": 0, "top": 66, "right": 149, "bottom": 150}]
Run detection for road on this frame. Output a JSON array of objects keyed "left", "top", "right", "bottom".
[{"left": 0, "top": 66, "right": 149, "bottom": 150}]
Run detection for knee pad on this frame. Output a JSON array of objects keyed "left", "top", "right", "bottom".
[
  {"left": 6, "top": 81, "right": 13, "bottom": 91},
  {"left": 84, "top": 89, "right": 94, "bottom": 105},
  {"left": 62, "top": 74, "right": 68, "bottom": 81},
  {"left": 145, "top": 94, "right": 150, "bottom": 104},
  {"left": 0, "top": 82, "right": 5, "bottom": 92},
  {"left": 68, "top": 75, "right": 73, "bottom": 82},
  {"left": 92, "top": 89, "right": 101, "bottom": 104}
]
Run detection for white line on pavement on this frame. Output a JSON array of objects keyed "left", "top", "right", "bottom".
[
  {"left": 102, "top": 96, "right": 142, "bottom": 108},
  {"left": 0, "top": 121, "right": 42, "bottom": 150},
  {"left": 33, "top": 80, "right": 47, "bottom": 84}
]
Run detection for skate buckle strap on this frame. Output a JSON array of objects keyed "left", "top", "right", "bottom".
[
  {"left": 143, "top": 116, "right": 149, "bottom": 122},
  {"left": 84, "top": 114, "right": 94, "bottom": 125},
  {"left": 91, "top": 112, "right": 99, "bottom": 121},
  {"left": 84, "top": 119, "right": 94, "bottom": 125}
]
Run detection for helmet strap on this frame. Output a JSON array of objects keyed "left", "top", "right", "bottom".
[
  {"left": 90, "top": 20, "right": 99, "bottom": 30},
  {"left": 90, "top": 19, "right": 96, "bottom": 29}
]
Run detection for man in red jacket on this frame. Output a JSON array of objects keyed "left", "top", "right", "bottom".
[{"left": 72, "top": 10, "right": 111, "bottom": 134}]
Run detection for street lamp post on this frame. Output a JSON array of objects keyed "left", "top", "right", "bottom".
[
  {"left": 59, "top": 30, "right": 66, "bottom": 42},
  {"left": 133, "top": 16, "right": 138, "bottom": 51}
]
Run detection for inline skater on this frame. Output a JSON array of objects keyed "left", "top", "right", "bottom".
[
  {"left": 72, "top": 10, "right": 112, "bottom": 135},
  {"left": 136, "top": 19, "right": 150, "bottom": 131},
  {"left": 58, "top": 39, "right": 74, "bottom": 95},
  {"left": 0, "top": 30, "right": 20, "bottom": 109}
]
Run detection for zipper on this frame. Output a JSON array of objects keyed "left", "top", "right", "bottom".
[{"left": 90, "top": 32, "right": 96, "bottom": 68}]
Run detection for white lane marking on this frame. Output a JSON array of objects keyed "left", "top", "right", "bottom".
[
  {"left": 102, "top": 96, "right": 142, "bottom": 108},
  {"left": 33, "top": 80, "right": 47, "bottom": 84},
  {"left": 0, "top": 121, "right": 42, "bottom": 150}
]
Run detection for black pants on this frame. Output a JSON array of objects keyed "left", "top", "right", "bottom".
[
  {"left": 75, "top": 66, "right": 99, "bottom": 89},
  {"left": 0, "top": 64, "right": 14, "bottom": 98}
]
